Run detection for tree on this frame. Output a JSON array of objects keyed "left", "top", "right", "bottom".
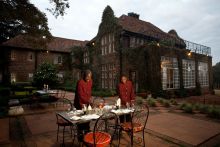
[
  {"left": 33, "top": 62, "right": 59, "bottom": 88},
  {"left": 0, "top": 0, "right": 69, "bottom": 43},
  {"left": 97, "top": 5, "right": 118, "bottom": 36},
  {"left": 213, "top": 62, "right": 220, "bottom": 88}
]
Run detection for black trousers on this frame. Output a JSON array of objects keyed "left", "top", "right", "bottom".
[
  {"left": 77, "top": 122, "right": 90, "bottom": 141},
  {"left": 120, "top": 114, "right": 131, "bottom": 123}
]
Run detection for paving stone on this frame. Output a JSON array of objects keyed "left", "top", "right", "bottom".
[{"left": 147, "top": 113, "right": 220, "bottom": 146}]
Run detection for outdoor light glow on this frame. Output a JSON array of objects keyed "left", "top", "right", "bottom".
[
  {"left": 92, "top": 42, "right": 95, "bottom": 46},
  {"left": 157, "top": 43, "right": 160, "bottom": 47},
  {"left": 46, "top": 50, "right": 49, "bottom": 53},
  {"left": 187, "top": 52, "right": 192, "bottom": 56}
]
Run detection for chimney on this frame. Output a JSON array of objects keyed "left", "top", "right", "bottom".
[{"left": 128, "top": 12, "right": 139, "bottom": 19}]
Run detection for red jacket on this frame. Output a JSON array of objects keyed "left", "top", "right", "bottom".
[
  {"left": 74, "top": 79, "right": 92, "bottom": 109},
  {"left": 117, "top": 80, "right": 135, "bottom": 105}
]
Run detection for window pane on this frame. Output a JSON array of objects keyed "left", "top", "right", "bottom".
[{"left": 161, "top": 56, "right": 179, "bottom": 90}]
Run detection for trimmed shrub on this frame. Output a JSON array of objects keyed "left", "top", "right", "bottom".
[
  {"left": 92, "top": 89, "right": 116, "bottom": 97},
  {"left": 135, "top": 96, "right": 144, "bottom": 105},
  {"left": 192, "top": 103, "right": 201, "bottom": 111},
  {"left": 207, "top": 107, "right": 220, "bottom": 119},
  {"left": 163, "top": 100, "right": 171, "bottom": 107},
  {"left": 157, "top": 98, "right": 164, "bottom": 104},
  {"left": 147, "top": 98, "right": 156, "bottom": 107},
  {"left": 199, "top": 104, "right": 211, "bottom": 114},
  {"left": 182, "top": 103, "right": 193, "bottom": 113},
  {"left": 179, "top": 102, "right": 187, "bottom": 110},
  {"left": 170, "top": 98, "right": 178, "bottom": 105}
]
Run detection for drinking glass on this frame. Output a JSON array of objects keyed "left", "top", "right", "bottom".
[
  {"left": 126, "top": 102, "right": 130, "bottom": 109},
  {"left": 131, "top": 100, "right": 135, "bottom": 109}
]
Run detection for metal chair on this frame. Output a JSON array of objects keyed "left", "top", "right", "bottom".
[
  {"left": 118, "top": 104, "right": 149, "bottom": 147},
  {"left": 83, "top": 112, "right": 118, "bottom": 147},
  {"left": 55, "top": 98, "right": 73, "bottom": 111},
  {"left": 56, "top": 114, "right": 73, "bottom": 145},
  {"left": 92, "top": 97, "right": 105, "bottom": 108}
]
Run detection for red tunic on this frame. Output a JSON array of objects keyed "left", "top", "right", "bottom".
[
  {"left": 117, "top": 80, "right": 135, "bottom": 105},
  {"left": 74, "top": 79, "right": 92, "bottom": 109}
]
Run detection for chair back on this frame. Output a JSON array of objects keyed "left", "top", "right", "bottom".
[
  {"left": 92, "top": 97, "right": 105, "bottom": 108},
  {"left": 59, "top": 90, "right": 66, "bottom": 99},
  {"left": 56, "top": 98, "right": 73, "bottom": 111},
  {"left": 93, "top": 112, "right": 118, "bottom": 146},
  {"left": 131, "top": 104, "right": 149, "bottom": 131}
]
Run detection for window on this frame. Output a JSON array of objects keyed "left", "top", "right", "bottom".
[
  {"left": 58, "top": 56, "right": 62, "bottom": 64},
  {"left": 11, "top": 50, "right": 16, "bottom": 60},
  {"left": 101, "top": 34, "right": 115, "bottom": 55},
  {"left": 10, "top": 73, "right": 16, "bottom": 83},
  {"left": 83, "top": 51, "right": 89, "bottom": 64},
  {"left": 57, "top": 72, "right": 64, "bottom": 81},
  {"left": 182, "top": 59, "right": 196, "bottom": 88},
  {"left": 161, "top": 56, "right": 179, "bottom": 90},
  {"left": 27, "top": 52, "right": 34, "bottom": 61},
  {"left": 54, "top": 55, "right": 62, "bottom": 64},
  {"left": 101, "top": 64, "right": 116, "bottom": 89},
  {"left": 28, "top": 73, "right": 33, "bottom": 81},
  {"left": 198, "top": 62, "right": 209, "bottom": 86}
]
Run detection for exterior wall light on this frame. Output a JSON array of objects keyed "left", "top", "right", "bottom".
[
  {"left": 187, "top": 51, "right": 192, "bottom": 56},
  {"left": 157, "top": 43, "right": 160, "bottom": 47}
]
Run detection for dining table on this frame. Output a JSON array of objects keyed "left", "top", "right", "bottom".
[{"left": 56, "top": 106, "right": 135, "bottom": 125}]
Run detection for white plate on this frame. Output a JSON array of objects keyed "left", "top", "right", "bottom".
[{"left": 70, "top": 116, "right": 81, "bottom": 120}]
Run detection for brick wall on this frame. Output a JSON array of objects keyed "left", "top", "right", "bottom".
[{"left": 8, "top": 48, "right": 69, "bottom": 82}]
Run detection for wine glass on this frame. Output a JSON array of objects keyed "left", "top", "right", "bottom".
[{"left": 131, "top": 100, "right": 135, "bottom": 110}]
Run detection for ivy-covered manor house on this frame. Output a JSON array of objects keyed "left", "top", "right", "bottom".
[
  {"left": 0, "top": 6, "right": 212, "bottom": 97},
  {"left": 80, "top": 6, "right": 212, "bottom": 97}
]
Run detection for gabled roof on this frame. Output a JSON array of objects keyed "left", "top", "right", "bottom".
[
  {"left": 117, "top": 14, "right": 185, "bottom": 47},
  {"left": 2, "top": 35, "right": 87, "bottom": 53},
  {"left": 118, "top": 14, "right": 167, "bottom": 37}
]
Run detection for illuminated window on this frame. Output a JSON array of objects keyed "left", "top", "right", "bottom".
[
  {"left": 11, "top": 50, "right": 16, "bottom": 60},
  {"left": 11, "top": 73, "right": 16, "bottom": 83},
  {"left": 161, "top": 56, "right": 179, "bottom": 90}
]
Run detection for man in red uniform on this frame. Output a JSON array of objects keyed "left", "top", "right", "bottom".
[
  {"left": 74, "top": 70, "right": 92, "bottom": 142},
  {"left": 74, "top": 70, "right": 92, "bottom": 109},
  {"left": 118, "top": 75, "right": 135, "bottom": 105},
  {"left": 117, "top": 75, "right": 135, "bottom": 122}
]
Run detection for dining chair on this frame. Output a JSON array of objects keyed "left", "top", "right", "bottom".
[
  {"left": 55, "top": 98, "right": 73, "bottom": 111},
  {"left": 83, "top": 112, "right": 118, "bottom": 147},
  {"left": 92, "top": 97, "right": 105, "bottom": 108},
  {"left": 56, "top": 113, "right": 73, "bottom": 145},
  {"left": 118, "top": 104, "right": 149, "bottom": 147}
]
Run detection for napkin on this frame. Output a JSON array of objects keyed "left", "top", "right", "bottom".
[
  {"left": 116, "top": 98, "right": 121, "bottom": 107},
  {"left": 81, "top": 114, "right": 100, "bottom": 120},
  {"left": 88, "top": 105, "right": 92, "bottom": 111}
]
